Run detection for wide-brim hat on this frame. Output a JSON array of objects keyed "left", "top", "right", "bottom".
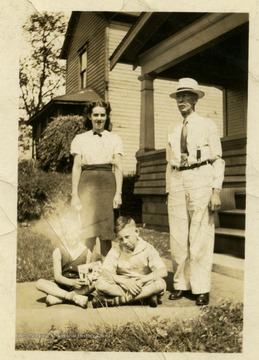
[{"left": 170, "top": 78, "right": 205, "bottom": 99}]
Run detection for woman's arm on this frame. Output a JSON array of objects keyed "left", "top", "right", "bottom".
[
  {"left": 71, "top": 154, "right": 82, "bottom": 209},
  {"left": 113, "top": 153, "right": 123, "bottom": 208}
]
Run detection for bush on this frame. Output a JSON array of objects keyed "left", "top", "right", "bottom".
[
  {"left": 17, "top": 225, "right": 54, "bottom": 282},
  {"left": 16, "top": 301, "right": 243, "bottom": 351},
  {"left": 18, "top": 160, "right": 71, "bottom": 221},
  {"left": 37, "top": 115, "right": 85, "bottom": 172}
]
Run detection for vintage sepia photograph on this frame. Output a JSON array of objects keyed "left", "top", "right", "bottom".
[{"left": 2, "top": 1, "right": 259, "bottom": 359}]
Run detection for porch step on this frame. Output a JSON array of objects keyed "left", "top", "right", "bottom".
[
  {"left": 235, "top": 191, "right": 246, "bottom": 210},
  {"left": 218, "top": 209, "right": 245, "bottom": 230},
  {"left": 214, "top": 227, "right": 245, "bottom": 258}
]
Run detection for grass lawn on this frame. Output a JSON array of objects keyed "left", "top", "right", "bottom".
[{"left": 16, "top": 301, "right": 243, "bottom": 352}]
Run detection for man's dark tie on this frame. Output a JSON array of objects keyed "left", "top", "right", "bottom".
[
  {"left": 93, "top": 132, "right": 102, "bottom": 137},
  {"left": 180, "top": 120, "right": 188, "bottom": 154},
  {"left": 180, "top": 120, "right": 188, "bottom": 166}
]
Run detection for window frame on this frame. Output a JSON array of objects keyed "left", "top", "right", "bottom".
[{"left": 78, "top": 44, "right": 88, "bottom": 89}]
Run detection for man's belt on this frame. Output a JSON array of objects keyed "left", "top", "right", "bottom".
[
  {"left": 171, "top": 160, "right": 211, "bottom": 171},
  {"left": 82, "top": 163, "right": 112, "bottom": 171}
]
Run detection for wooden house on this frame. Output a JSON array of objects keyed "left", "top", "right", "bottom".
[
  {"left": 27, "top": 11, "right": 246, "bottom": 257},
  {"left": 28, "top": 11, "right": 223, "bottom": 175},
  {"left": 110, "top": 12, "right": 248, "bottom": 258}
]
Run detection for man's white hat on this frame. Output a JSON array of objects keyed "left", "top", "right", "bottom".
[{"left": 170, "top": 78, "right": 205, "bottom": 99}]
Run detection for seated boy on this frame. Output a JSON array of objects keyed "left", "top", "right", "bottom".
[
  {"left": 36, "top": 222, "right": 95, "bottom": 309},
  {"left": 93, "top": 216, "right": 167, "bottom": 308}
]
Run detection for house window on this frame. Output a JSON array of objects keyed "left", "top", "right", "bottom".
[{"left": 79, "top": 47, "right": 87, "bottom": 89}]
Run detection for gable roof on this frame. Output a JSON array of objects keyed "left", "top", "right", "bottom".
[{"left": 60, "top": 11, "right": 140, "bottom": 60}]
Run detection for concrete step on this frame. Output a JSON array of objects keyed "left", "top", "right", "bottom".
[
  {"left": 215, "top": 227, "right": 245, "bottom": 258},
  {"left": 218, "top": 209, "right": 245, "bottom": 230},
  {"left": 212, "top": 253, "right": 244, "bottom": 280},
  {"left": 163, "top": 252, "right": 244, "bottom": 280}
]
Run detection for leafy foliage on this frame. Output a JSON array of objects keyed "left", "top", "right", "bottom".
[
  {"left": 18, "top": 121, "right": 32, "bottom": 157},
  {"left": 19, "top": 12, "right": 67, "bottom": 120},
  {"left": 37, "top": 115, "right": 85, "bottom": 172},
  {"left": 18, "top": 160, "right": 71, "bottom": 221},
  {"left": 16, "top": 301, "right": 243, "bottom": 352}
]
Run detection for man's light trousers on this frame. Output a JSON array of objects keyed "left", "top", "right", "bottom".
[{"left": 167, "top": 164, "right": 215, "bottom": 294}]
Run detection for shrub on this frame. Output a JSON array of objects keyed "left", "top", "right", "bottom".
[
  {"left": 37, "top": 115, "right": 85, "bottom": 172},
  {"left": 18, "top": 160, "right": 71, "bottom": 221}
]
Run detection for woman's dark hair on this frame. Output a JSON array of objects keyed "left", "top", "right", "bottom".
[{"left": 83, "top": 100, "right": 112, "bottom": 131}]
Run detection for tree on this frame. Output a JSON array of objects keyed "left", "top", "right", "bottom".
[
  {"left": 18, "top": 120, "right": 32, "bottom": 159},
  {"left": 19, "top": 12, "right": 67, "bottom": 120}
]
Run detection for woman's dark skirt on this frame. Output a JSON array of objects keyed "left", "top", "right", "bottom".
[{"left": 79, "top": 168, "right": 116, "bottom": 242}]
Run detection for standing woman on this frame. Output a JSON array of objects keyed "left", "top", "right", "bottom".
[{"left": 70, "top": 101, "right": 123, "bottom": 261}]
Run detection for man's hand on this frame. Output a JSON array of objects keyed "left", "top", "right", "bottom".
[{"left": 209, "top": 188, "right": 221, "bottom": 212}]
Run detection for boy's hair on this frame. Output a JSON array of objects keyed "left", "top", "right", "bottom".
[{"left": 114, "top": 216, "right": 136, "bottom": 234}]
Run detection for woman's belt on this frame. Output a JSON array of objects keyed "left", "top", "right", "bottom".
[
  {"left": 171, "top": 160, "right": 211, "bottom": 171},
  {"left": 81, "top": 163, "right": 112, "bottom": 171}
]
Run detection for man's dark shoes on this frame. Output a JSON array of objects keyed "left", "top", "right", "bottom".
[
  {"left": 168, "top": 290, "right": 183, "bottom": 300},
  {"left": 196, "top": 293, "right": 209, "bottom": 306}
]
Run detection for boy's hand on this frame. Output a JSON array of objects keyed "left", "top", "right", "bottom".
[
  {"left": 72, "top": 279, "right": 86, "bottom": 289},
  {"left": 121, "top": 278, "right": 142, "bottom": 296}
]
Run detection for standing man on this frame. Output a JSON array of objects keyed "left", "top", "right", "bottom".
[{"left": 166, "top": 78, "right": 225, "bottom": 306}]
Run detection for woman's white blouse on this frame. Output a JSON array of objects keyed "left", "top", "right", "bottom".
[{"left": 70, "top": 130, "right": 123, "bottom": 165}]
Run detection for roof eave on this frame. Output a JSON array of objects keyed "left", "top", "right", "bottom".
[
  {"left": 109, "top": 12, "right": 152, "bottom": 70},
  {"left": 60, "top": 11, "right": 81, "bottom": 60}
]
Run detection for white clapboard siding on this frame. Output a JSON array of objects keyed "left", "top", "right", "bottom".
[
  {"left": 108, "top": 24, "right": 141, "bottom": 175},
  {"left": 226, "top": 88, "right": 246, "bottom": 136},
  {"left": 66, "top": 12, "right": 106, "bottom": 97}
]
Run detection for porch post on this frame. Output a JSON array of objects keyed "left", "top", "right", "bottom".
[{"left": 138, "top": 74, "right": 155, "bottom": 153}]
